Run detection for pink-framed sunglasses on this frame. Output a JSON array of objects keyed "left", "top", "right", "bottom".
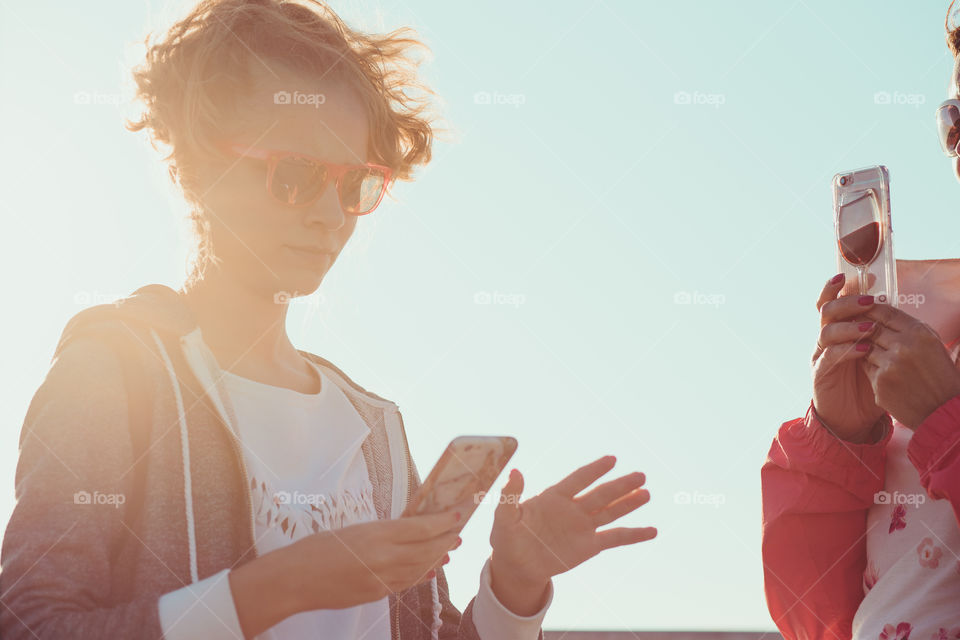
[{"left": 220, "top": 142, "right": 393, "bottom": 215}]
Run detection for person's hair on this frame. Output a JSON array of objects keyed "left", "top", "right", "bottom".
[
  {"left": 947, "top": 0, "right": 960, "bottom": 56},
  {"left": 125, "top": 0, "right": 439, "bottom": 284}
]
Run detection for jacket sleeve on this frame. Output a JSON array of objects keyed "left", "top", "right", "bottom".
[
  {"left": 434, "top": 555, "right": 551, "bottom": 640},
  {"left": 761, "top": 401, "right": 893, "bottom": 640},
  {"left": 0, "top": 337, "right": 165, "bottom": 640},
  {"left": 907, "top": 393, "right": 960, "bottom": 528},
  {"left": 394, "top": 413, "right": 550, "bottom": 640}
]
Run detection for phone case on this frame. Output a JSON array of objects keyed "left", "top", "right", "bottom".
[
  {"left": 401, "top": 436, "right": 518, "bottom": 522},
  {"left": 832, "top": 165, "right": 897, "bottom": 307}
]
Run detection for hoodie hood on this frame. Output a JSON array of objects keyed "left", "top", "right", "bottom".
[{"left": 53, "top": 284, "right": 197, "bottom": 362}]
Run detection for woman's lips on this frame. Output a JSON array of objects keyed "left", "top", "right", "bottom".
[{"left": 284, "top": 245, "right": 333, "bottom": 265}]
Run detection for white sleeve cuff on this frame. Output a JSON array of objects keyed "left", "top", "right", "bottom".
[
  {"left": 158, "top": 568, "right": 245, "bottom": 640},
  {"left": 472, "top": 556, "right": 553, "bottom": 640}
]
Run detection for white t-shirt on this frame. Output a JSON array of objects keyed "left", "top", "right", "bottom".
[
  {"left": 222, "top": 361, "right": 391, "bottom": 640},
  {"left": 853, "top": 417, "right": 960, "bottom": 639},
  {"left": 157, "top": 357, "right": 554, "bottom": 640}
]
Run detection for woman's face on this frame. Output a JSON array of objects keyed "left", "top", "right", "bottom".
[{"left": 196, "top": 64, "right": 371, "bottom": 300}]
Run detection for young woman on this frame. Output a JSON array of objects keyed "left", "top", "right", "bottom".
[
  {"left": 0, "top": 1, "right": 659, "bottom": 639},
  {"left": 761, "top": 6, "right": 960, "bottom": 638}
]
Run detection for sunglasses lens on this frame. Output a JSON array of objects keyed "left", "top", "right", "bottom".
[
  {"left": 340, "top": 167, "right": 387, "bottom": 214},
  {"left": 271, "top": 156, "right": 328, "bottom": 205},
  {"left": 937, "top": 104, "right": 960, "bottom": 156}
]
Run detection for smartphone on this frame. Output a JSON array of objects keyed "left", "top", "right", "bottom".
[
  {"left": 401, "top": 436, "right": 518, "bottom": 530},
  {"left": 832, "top": 165, "right": 897, "bottom": 306}
]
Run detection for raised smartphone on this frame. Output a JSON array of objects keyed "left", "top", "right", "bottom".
[
  {"left": 401, "top": 436, "right": 518, "bottom": 530},
  {"left": 832, "top": 165, "right": 897, "bottom": 306}
]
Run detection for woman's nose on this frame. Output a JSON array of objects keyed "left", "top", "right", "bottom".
[{"left": 302, "top": 183, "right": 346, "bottom": 230}]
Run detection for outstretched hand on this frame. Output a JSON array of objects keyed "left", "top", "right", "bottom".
[{"left": 487, "top": 455, "right": 657, "bottom": 615}]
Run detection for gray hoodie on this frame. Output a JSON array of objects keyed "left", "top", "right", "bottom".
[{"left": 0, "top": 284, "right": 541, "bottom": 639}]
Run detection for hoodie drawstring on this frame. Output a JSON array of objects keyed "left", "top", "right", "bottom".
[{"left": 150, "top": 328, "right": 199, "bottom": 584}]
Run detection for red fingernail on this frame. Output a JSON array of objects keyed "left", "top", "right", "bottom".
[
  {"left": 455, "top": 511, "right": 461, "bottom": 521},
  {"left": 830, "top": 273, "right": 844, "bottom": 285},
  {"left": 455, "top": 536, "right": 462, "bottom": 548},
  {"left": 858, "top": 321, "right": 874, "bottom": 332},
  {"left": 858, "top": 295, "right": 874, "bottom": 306},
  {"left": 442, "top": 553, "right": 450, "bottom": 563},
  {"left": 856, "top": 342, "right": 871, "bottom": 352},
  {"left": 426, "top": 570, "right": 436, "bottom": 579}
]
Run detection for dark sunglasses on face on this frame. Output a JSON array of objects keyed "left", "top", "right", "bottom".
[
  {"left": 219, "top": 142, "right": 393, "bottom": 215},
  {"left": 936, "top": 98, "right": 960, "bottom": 157}
]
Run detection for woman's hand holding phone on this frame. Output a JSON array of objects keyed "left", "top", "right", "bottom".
[
  {"left": 290, "top": 510, "right": 462, "bottom": 607},
  {"left": 811, "top": 273, "right": 887, "bottom": 443},
  {"left": 229, "top": 510, "right": 462, "bottom": 639}
]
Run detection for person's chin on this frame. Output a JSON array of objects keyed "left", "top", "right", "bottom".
[{"left": 277, "top": 268, "right": 326, "bottom": 296}]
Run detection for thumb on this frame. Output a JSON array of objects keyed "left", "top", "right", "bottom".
[{"left": 495, "top": 468, "right": 524, "bottom": 524}]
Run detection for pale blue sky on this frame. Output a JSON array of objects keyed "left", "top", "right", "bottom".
[{"left": 1, "top": 0, "right": 958, "bottom": 632}]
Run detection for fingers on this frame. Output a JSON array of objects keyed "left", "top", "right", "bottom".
[
  {"left": 591, "top": 487, "right": 651, "bottom": 527},
  {"left": 494, "top": 468, "right": 523, "bottom": 525},
  {"left": 816, "top": 273, "right": 846, "bottom": 313},
  {"left": 820, "top": 292, "right": 876, "bottom": 328},
  {"left": 595, "top": 526, "right": 658, "bottom": 551},
  {"left": 550, "top": 455, "right": 617, "bottom": 498},
  {"left": 817, "top": 319, "right": 876, "bottom": 350},
  {"left": 575, "top": 471, "right": 646, "bottom": 513},
  {"left": 399, "top": 530, "right": 461, "bottom": 564},
  {"left": 817, "top": 341, "right": 873, "bottom": 373},
  {"left": 393, "top": 509, "right": 462, "bottom": 543},
  {"left": 862, "top": 303, "right": 913, "bottom": 332}
]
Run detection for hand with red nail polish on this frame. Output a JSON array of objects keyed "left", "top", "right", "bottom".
[
  {"left": 811, "top": 273, "right": 890, "bottom": 443},
  {"left": 858, "top": 302, "right": 960, "bottom": 429}
]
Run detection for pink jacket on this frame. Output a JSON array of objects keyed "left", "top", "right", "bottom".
[{"left": 761, "top": 394, "right": 960, "bottom": 639}]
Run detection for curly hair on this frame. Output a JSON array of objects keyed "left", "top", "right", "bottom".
[
  {"left": 947, "top": 0, "right": 960, "bottom": 56},
  {"left": 125, "top": 0, "right": 439, "bottom": 283}
]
